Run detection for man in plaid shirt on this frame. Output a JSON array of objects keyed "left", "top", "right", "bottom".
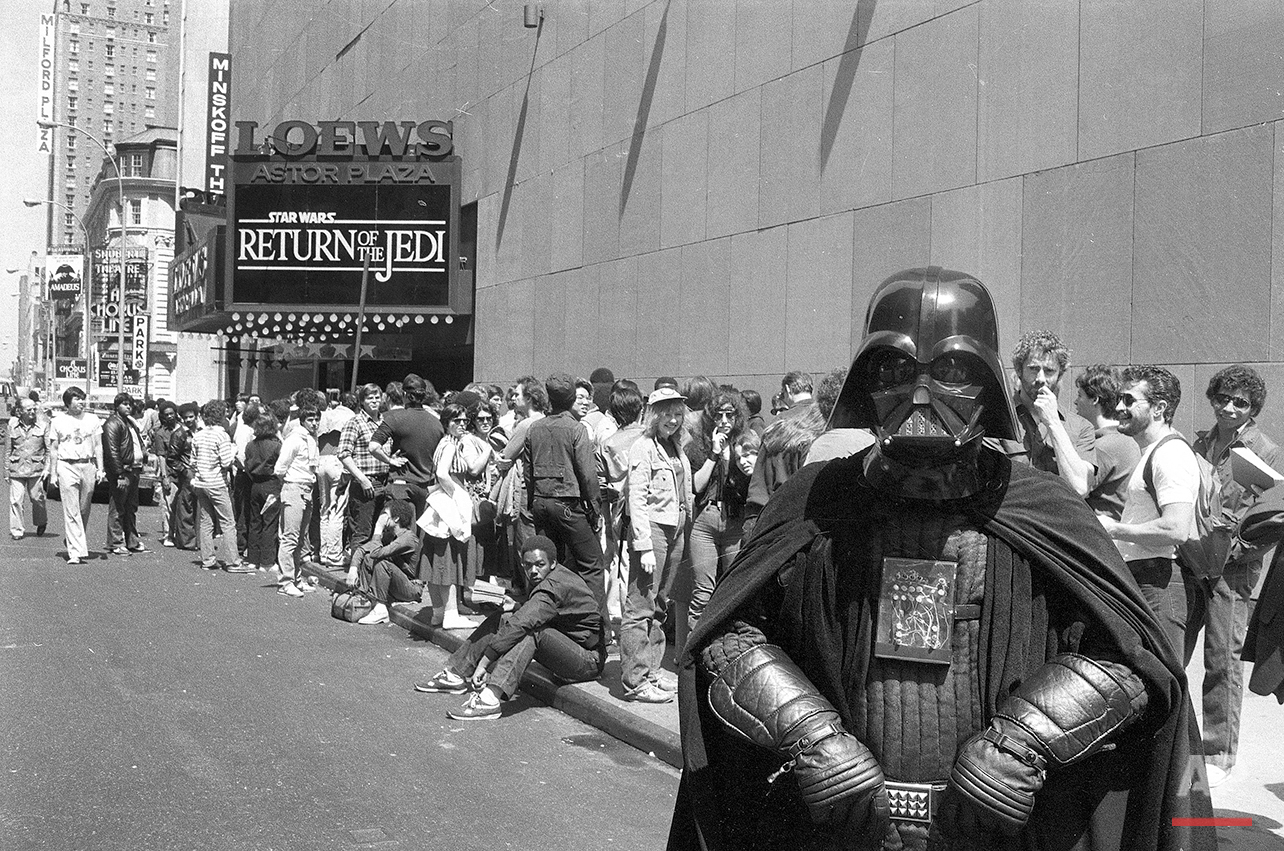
[{"left": 340, "top": 383, "right": 390, "bottom": 550}]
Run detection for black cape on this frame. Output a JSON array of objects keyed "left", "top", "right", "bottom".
[
  {"left": 1235, "top": 485, "right": 1284, "bottom": 703},
  {"left": 669, "top": 450, "right": 1214, "bottom": 851}
]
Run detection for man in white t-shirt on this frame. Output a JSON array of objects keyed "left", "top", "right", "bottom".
[
  {"left": 1098, "top": 365, "right": 1199, "bottom": 656},
  {"left": 47, "top": 386, "right": 105, "bottom": 565}
]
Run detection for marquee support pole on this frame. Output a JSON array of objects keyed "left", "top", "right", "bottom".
[{"left": 350, "top": 252, "right": 371, "bottom": 394}]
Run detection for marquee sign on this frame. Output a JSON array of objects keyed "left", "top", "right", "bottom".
[
  {"left": 46, "top": 254, "right": 84, "bottom": 302},
  {"left": 227, "top": 118, "right": 464, "bottom": 315}
]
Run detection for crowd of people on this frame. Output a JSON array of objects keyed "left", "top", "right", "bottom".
[{"left": 5, "top": 332, "right": 1280, "bottom": 759}]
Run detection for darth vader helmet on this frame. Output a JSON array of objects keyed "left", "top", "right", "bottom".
[{"left": 831, "top": 267, "right": 1017, "bottom": 498}]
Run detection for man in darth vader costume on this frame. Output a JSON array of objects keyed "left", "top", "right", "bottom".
[{"left": 668, "top": 268, "right": 1213, "bottom": 851}]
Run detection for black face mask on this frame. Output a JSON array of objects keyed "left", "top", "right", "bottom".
[{"left": 832, "top": 267, "right": 1018, "bottom": 500}]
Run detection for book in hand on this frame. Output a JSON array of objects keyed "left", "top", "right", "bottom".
[
  {"left": 1230, "top": 447, "right": 1284, "bottom": 492},
  {"left": 468, "top": 577, "right": 510, "bottom": 607}
]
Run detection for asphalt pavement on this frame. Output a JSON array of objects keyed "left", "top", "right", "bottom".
[
  {"left": 5, "top": 479, "right": 1284, "bottom": 849},
  {"left": 0, "top": 489, "right": 678, "bottom": 851}
]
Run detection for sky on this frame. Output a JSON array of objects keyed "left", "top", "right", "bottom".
[{"left": 0, "top": 1, "right": 55, "bottom": 379}]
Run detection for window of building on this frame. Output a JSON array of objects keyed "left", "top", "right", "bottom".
[
  {"left": 79, "top": 3, "right": 87, "bottom": 13},
  {"left": 146, "top": 49, "right": 156, "bottom": 63},
  {"left": 144, "top": 12, "right": 152, "bottom": 24},
  {"left": 105, "top": 43, "right": 114, "bottom": 59},
  {"left": 143, "top": 105, "right": 155, "bottom": 119},
  {"left": 105, "top": 64, "right": 113, "bottom": 77},
  {"left": 128, "top": 153, "right": 143, "bottom": 175},
  {"left": 68, "top": 58, "right": 78, "bottom": 72},
  {"left": 103, "top": 119, "right": 113, "bottom": 134},
  {"left": 67, "top": 135, "right": 76, "bottom": 149},
  {"left": 65, "top": 213, "right": 75, "bottom": 230},
  {"left": 146, "top": 31, "right": 155, "bottom": 43},
  {"left": 69, "top": 39, "right": 79, "bottom": 54},
  {"left": 67, "top": 95, "right": 77, "bottom": 111},
  {"left": 103, "top": 82, "right": 113, "bottom": 96},
  {"left": 145, "top": 87, "right": 155, "bottom": 100},
  {"left": 67, "top": 77, "right": 78, "bottom": 91},
  {"left": 106, "top": 27, "right": 115, "bottom": 40},
  {"left": 162, "top": 10, "right": 168, "bottom": 25},
  {"left": 107, "top": 5, "right": 115, "bottom": 17},
  {"left": 145, "top": 68, "right": 155, "bottom": 81},
  {"left": 129, "top": 199, "right": 141, "bottom": 225},
  {"left": 103, "top": 102, "right": 113, "bottom": 115},
  {"left": 69, "top": 22, "right": 80, "bottom": 35}
]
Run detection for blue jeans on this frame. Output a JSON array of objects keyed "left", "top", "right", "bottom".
[
  {"left": 195, "top": 485, "right": 239, "bottom": 567},
  {"left": 277, "top": 481, "right": 314, "bottom": 583},
  {"left": 1184, "top": 558, "right": 1259, "bottom": 769},
  {"left": 446, "top": 610, "right": 604, "bottom": 698},
  {"left": 682, "top": 507, "right": 744, "bottom": 644},
  {"left": 621, "top": 519, "right": 685, "bottom": 693},
  {"left": 1128, "top": 557, "right": 1187, "bottom": 661}
]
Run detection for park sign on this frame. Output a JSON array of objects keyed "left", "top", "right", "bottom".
[{"left": 226, "top": 118, "right": 464, "bottom": 316}]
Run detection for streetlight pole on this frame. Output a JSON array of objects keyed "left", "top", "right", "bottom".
[
  {"left": 23, "top": 198, "right": 94, "bottom": 395},
  {"left": 37, "top": 119, "right": 128, "bottom": 394}
]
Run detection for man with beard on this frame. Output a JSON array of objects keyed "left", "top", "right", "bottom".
[
  {"left": 1099, "top": 365, "right": 1200, "bottom": 658},
  {"left": 670, "top": 270, "right": 1212, "bottom": 851},
  {"left": 167, "top": 403, "right": 200, "bottom": 550},
  {"left": 1010, "top": 330, "right": 1095, "bottom": 497}
]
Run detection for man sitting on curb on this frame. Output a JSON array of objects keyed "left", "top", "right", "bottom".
[
  {"left": 349, "top": 499, "right": 423, "bottom": 626},
  {"left": 414, "top": 535, "right": 606, "bottom": 720}
]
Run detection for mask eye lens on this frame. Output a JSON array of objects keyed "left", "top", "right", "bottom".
[
  {"left": 930, "top": 354, "right": 975, "bottom": 385},
  {"left": 872, "top": 353, "right": 916, "bottom": 389}
]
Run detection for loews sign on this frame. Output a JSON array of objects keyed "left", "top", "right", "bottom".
[{"left": 228, "top": 118, "right": 462, "bottom": 312}]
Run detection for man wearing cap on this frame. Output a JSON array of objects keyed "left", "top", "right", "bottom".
[
  {"left": 524, "top": 373, "right": 607, "bottom": 619},
  {"left": 413, "top": 535, "right": 606, "bottom": 720}
]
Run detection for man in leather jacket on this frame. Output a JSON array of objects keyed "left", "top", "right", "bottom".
[
  {"left": 668, "top": 268, "right": 1214, "bottom": 851},
  {"left": 103, "top": 392, "right": 147, "bottom": 555}
]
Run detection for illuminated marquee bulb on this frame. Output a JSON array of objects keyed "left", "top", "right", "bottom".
[
  {"left": 414, "top": 316, "right": 424, "bottom": 324},
  {"left": 260, "top": 314, "right": 269, "bottom": 323},
  {"left": 329, "top": 314, "right": 337, "bottom": 322},
  {"left": 444, "top": 316, "right": 453, "bottom": 324},
  {"left": 343, "top": 314, "right": 352, "bottom": 322},
  {"left": 313, "top": 313, "right": 323, "bottom": 322},
  {"left": 430, "top": 315, "right": 439, "bottom": 324},
  {"left": 288, "top": 313, "right": 296, "bottom": 322}
]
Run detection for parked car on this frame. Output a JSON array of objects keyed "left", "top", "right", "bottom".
[{"left": 44, "top": 407, "right": 157, "bottom": 504}]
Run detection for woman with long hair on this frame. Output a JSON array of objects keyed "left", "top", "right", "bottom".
[
  {"left": 596, "top": 380, "right": 645, "bottom": 623},
  {"left": 242, "top": 411, "right": 281, "bottom": 571},
  {"left": 620, "top": 387, "right": 692, "bottom": 703},
  {"left": 421, "top": 401, "right": 489, "bottom": 629},
  {"left": 679, "top": 388, "right": 752, "bottom": 649},
  {"left": 465, "top": 397, "right": 502, "bottom": 584}
]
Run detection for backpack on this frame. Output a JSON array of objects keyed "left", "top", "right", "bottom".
[{"left": 1143, "top": 433, "right": 1231, "bottom": 580}]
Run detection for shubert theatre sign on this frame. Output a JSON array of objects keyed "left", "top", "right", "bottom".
[{"left": 225, "top": 119, "right": 463, "bottom": 316}]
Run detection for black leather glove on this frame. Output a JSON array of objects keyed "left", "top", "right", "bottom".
[
  {"left": 708, "top": 644, "right": 889, "bottom": 835},
  {"left": 942, "top": 653, "right": 1148, "bottom": 839}
]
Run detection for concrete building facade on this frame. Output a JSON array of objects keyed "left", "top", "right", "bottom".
[{"left": 227, "top": 0, "right": 1284, "bottom": 438}]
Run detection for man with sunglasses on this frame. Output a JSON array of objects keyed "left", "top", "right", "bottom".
[
  {"left": 1187, "top": 365, "right": 1282, "bottom": 786},
  {"left": 1099, "top": 366, "right": 1199, "bottom": 659}
]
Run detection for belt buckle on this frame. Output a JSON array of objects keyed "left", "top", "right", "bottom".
[{"left": 885, "top": 780, "right": 939, "bottom": 824}]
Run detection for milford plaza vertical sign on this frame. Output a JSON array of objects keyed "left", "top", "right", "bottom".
[{"left": 226, "top": 119, "right": 463, "bottom": 316}]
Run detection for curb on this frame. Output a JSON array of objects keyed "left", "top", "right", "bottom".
[{"left": 301, "top": 563, "right": 684, "bottom": 769}]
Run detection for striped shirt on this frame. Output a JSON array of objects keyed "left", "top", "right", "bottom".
[
  {"left": 338, "top": 410, "right": 388, "bottom": 480},
  {"left": 191, "top": 426, "right": 236, "bottom": 491}
]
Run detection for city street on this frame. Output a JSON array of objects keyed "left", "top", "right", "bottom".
[
  {"left": 5, "top": 480, "right": 1284, "bottom": 850},
  {"left": 0, "top": 488, "right": 678, "bottom": 851}
]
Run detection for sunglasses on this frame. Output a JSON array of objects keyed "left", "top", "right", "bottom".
[
  {"left": 475, "top": 416, "right": 494, "bottom": 423},
  {"left": 1212, "top": 392, "right": 1251, "bottom": 411},
  {"left": 713, "top": 410, "right": 736, "bottom": 421},
  {"left": 1118, "top": 393, "right": 1146, "bottom": 408}
]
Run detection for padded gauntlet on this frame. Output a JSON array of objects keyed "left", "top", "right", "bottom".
[
  {"left": 944, "top": 653, "right": 1149, "bottom": 838},
  {"left": 707, "top": 644, "right": 889, "bottom": 834}
]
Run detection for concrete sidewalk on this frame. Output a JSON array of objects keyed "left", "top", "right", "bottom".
[{"left": 301, "top": 563, "right": 683, "bottom": 769}]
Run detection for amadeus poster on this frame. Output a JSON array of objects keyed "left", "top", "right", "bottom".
[
  {"left": 231, "top": 182, "right": 453, "bottom": 307},
  {"left": 46, "top": 254, "right": 84, "bottom": 301}
]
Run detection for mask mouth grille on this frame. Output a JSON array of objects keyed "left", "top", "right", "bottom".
[{"left": 896, "top": 408, "right": 950, "bottom": 438}]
